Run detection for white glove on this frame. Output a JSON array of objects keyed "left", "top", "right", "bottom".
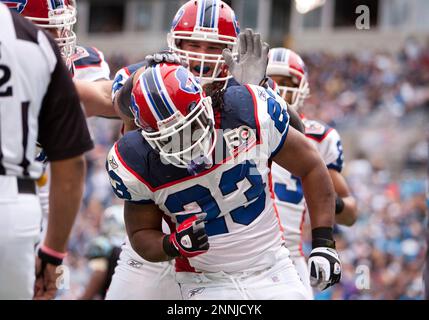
[
  {"left": 222, "top": 28, "right": 269, "bottom": 85},
  {"left": 308, "top": 247, "right": 342, "bottom": 291}
]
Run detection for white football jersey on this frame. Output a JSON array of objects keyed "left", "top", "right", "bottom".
[
  {"left": 106, "top": 84, "right": 290, "bottom": 273},
  {"left": 37, "top": 45, "right": 110, "bottom": 219},
  {"left": 271, "top": 118, "right": 344, "bottom": 257}
]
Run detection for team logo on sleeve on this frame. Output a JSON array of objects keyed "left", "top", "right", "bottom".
[
  {"left": 175, "top": 67, "right": 200, "bottom": 94},
  {"left": 4, "top": 0, "right": 28, "bottom": 13}
]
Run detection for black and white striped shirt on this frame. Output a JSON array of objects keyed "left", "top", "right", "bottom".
[{"left": 0, "top": 4, "right": 93, "bottom": 179}]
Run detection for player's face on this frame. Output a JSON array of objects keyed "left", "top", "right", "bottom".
[
  {"left": 47, "top": 28, "right": 61, "bottom": 39},
  {"left": 270, "top": 75, "right": 298, "bottom": 105},
  {"left": 180, "top": 40, "right": 227, "bottom": 78}
]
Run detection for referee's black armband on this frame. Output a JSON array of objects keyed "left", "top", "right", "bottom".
[
  {"left": 116, "top": 73, "right": 135, "bottom": 119},
  {"left": 38, "top": 248, "right": 63, "bottom": 266},
  {"left": 335, "top": 196, "right": 345, "bottom": 214},
  {"left": 312, "top": 227, "right": 336, "bottom": 249},
  {"left": 162, "top": 235, "right": 180, "bottom": 258}
]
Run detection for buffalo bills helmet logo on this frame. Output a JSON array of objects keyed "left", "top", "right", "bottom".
[
  {"left": 3, "top": 0, "right": 28, "bottom": 13},
  {"left": 175, "top": 67, "right": 201, "bottom": 94},
  {"left": 171, "top": 7, "right": 184, "bottom": 30}
]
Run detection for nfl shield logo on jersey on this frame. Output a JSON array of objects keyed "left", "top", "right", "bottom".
[{"left": 4, "top": 0, "right": 28, "bottom": 13}]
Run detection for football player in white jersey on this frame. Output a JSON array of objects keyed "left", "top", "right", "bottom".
[
  {"left": 105, "top": 0, "right": 306, "bottom": 300},
  {"left": 267, "top": 48, "right": 358, "bottom": 297},
  {"left": 106, "top": 62, "right": 341, "bottom": 300}
]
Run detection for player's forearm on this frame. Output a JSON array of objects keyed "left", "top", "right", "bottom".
[
  {"left": 44, "top": 156, "right": 86, "bottom": 252},
  {"left": 74, "top": 80, "right": 117, "bottom": 118},
  {"left": 301, "top": 163, "right": 336, "bottom": 229},
  {"left": 288, "top": 106, "right": 305, "bottom": 134},
  {"left": 335, "top": 195, "right": 357, "bottom": 226},
  {"left": 129, "top": 229, "right": 171, "bottom": 263}
]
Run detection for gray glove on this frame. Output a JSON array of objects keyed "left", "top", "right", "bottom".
[
  {"left": 145, "top": 51, "right": 187, "bottom": 67},
  {"left": 222, "top": 28, "right": 270, "bottom": 85}
]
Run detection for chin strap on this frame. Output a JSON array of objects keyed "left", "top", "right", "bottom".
[{"left": 187, "top": 155, "right": 213, "bottom": 175}]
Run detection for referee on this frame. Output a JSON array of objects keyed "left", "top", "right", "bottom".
[{"left": 0, "top": 4, "right": 93, "bottom": 299}]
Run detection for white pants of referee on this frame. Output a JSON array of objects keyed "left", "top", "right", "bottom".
[
  {"left": 177, "top": 246, "right": 312, "bottom": 300},
  {"left": 0, "top": 176, "right": 41, "bottom": 299}
]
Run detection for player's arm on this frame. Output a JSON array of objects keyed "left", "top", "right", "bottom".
[
  {"left": 273, "top": 127, "right": 335, "bottom": 229},
  {"left": 329, "top": 170, "right": 358, "bottom": 226},
  {"left": 287, "top": 105, "right": 305, "bottom": 134},
  {"left": 35, "top": 32, "right": 94, "bottom": 299},
  {"left": 125, "top": 202, "right": 168, "bottom": 262},
  {"left": 125, "top": 202, "right": 209, "bottom": 262},
  {"left": 43, "top": 156, "right": 86, "bottom": 253},
  {"left": 74, "top": 79, "right": 118, "bottom": 118},
  {"left": 272, "top": 127, "right": 341, "bottom": 291},
  {"left": 112, "top": 71, "right": 139, "bottom": 132}
]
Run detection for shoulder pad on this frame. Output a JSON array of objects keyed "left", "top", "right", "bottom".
[
  {"left": 304, "top": 119, "right": 332, "bottom": 142},
  {"left": 73, "top": 46, "right": 103, "bottom": 68}
]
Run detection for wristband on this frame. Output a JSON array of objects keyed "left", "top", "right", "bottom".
[
  {"left": 38, "top": 245, "right": 67, "bottom": 266},
  {"left": 335, "top": 196, "right": 345, "bottom": 214},
  {"left": 162, "top": 235, "right": 180, "bottom": 258},
  {"left": 312, "top": 227, "right": 336, "bottom": 249}
]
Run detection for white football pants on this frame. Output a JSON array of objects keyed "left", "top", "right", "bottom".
[
  {"left": 290, "top": 254, "right": 314, "bottom": 299},
  {"left": 176, "top": 246, "right": 312, "bottom": 300},
  {"left": 0, "top": 176, "right": 42, "bottom": 299},
  {"left": 105, "top": 239, "right": 182, "bottom": 300}
]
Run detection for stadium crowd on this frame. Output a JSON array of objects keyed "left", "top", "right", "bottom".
[{"left": 60, "top": 41, "right": 428, "bottom": 300}]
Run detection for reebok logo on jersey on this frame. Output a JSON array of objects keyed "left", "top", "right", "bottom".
[
  {"left": 257, "top": 88, "right": 267, "bottom": 101},
  {"left": 109, "top": 156, "right": 118, "bottom": 169},
  {"left": 127, "top": 259, "right": 143, "bottom": 269},
  {"left": 188, "top": 287, "right": 205, "bottom": 298}
]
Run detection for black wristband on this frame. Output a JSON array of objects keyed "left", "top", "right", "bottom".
[
  {"left": 312, "top": 227, "right": 336, "bottom": 249},
  {"left": 38, "top": 248, "right": 63, "bottom": 266},
  {"left": 162, "top": 235, "right": 180, "bottom": 258},
  {"left": 335, "top": 196, "right": 345, "bottom": 214},
  {"left": 116, "top": 73, "right": 136, "bottom": 119}
]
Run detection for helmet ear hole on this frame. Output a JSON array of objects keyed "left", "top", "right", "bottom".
[{"left": 188, "top": 102, "right": 198, "bottom": 113}]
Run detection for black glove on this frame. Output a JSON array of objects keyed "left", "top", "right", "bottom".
[
  {"left": 163, "top": 213, "right": 209, "bottom": 258},
  {"left": 308, "top": 227, "right": 341, "bottom": 291}
]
